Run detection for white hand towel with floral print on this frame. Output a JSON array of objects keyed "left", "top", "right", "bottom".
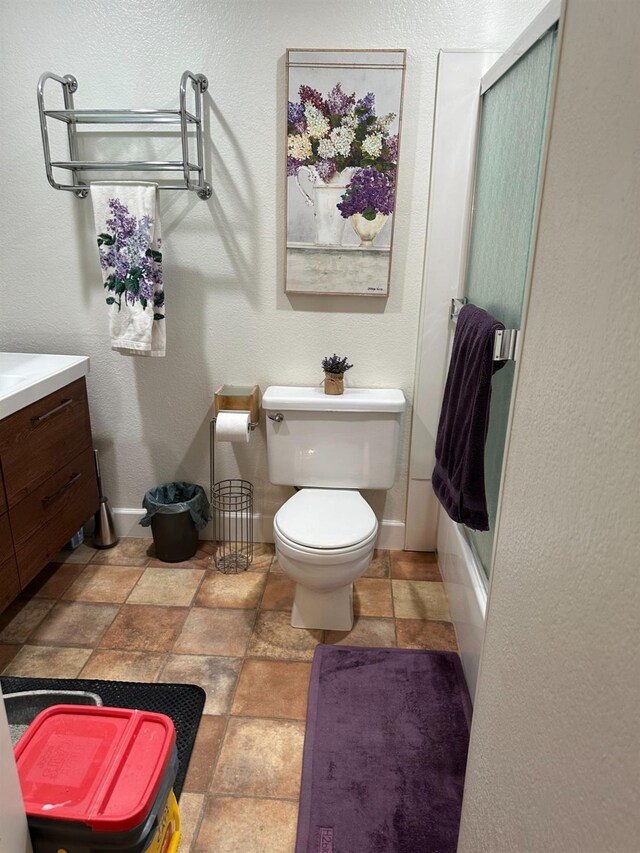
[{"left": 90, "top": 182, "right": 165, "bottom": 356}]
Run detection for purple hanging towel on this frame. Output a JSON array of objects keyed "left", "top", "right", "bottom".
[{"left": 432, "top": 303, "right": 506, "bottom": 531}]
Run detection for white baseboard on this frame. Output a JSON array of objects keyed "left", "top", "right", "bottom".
[
  {"left": 112, "top": 509, "right": 153, "bottom": 538},
  {"left": 111, "top": 509, "right": 271, "bottom": 543},
  {"left": 376, "top": 520, "right": 406, "bottom": 550},
  {"left": 112, "top": 508, "right": 405, "bottom": 550}
]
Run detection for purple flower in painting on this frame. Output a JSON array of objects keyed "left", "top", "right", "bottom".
[
  {"left": 384, "top": 134, "right": 398, "bottom": 163},
  {"left": 288, "top": 101, "right": 304, "bottom": 125},
  {"left": 314, "top": 158, "right": 337, "bottom": 182},
  {"left": 298, "top": 84, "right": 328, "bottom": 115},
  {"left": 326, "top": 83, "right": 355, "bottom": 116},
  {"left": 354, "top": 92, "right": 375, "bottom": 121},
  {"left": 337, "top": 166, "right": 395, "bottom": 219},
  {"left": 287, "top": 156, "right": 304, "bottom": 176},
  {"left": 288, "top": 101, "right": 307, "bottom": 133}
]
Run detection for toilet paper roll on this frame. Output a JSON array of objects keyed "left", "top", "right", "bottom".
[{"left": 215, "top": 411, "right": 251, "bottom": 443}]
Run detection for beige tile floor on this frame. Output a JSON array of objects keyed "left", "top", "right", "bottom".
[{"left": 0, "top": 539, "right": 456, "bottom": 853}]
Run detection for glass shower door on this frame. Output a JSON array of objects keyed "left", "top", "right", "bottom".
[{"left": 463, "top": 28, "right": 557, "bottom": 576}]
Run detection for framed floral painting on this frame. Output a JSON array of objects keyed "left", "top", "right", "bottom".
[{"left": 285, "top": 49, "right": 406, "bottom": 296}]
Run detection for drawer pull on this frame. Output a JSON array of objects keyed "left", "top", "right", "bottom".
[
  {"left": 31, "top": 398, "right": 73, "bottom": 424},
  {"left": 42, "top": 472, "right": 81, "bottom": 506}
]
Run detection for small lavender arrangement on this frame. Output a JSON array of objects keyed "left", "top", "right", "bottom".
[{"left": 322, "top": 354, "right": 353, "bottom": 395}]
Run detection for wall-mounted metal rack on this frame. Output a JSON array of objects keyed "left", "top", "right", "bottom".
[
  {"left": 36, "top": 71, "right": 212, "bottom": 200},
  {"left": 450, "top": 298, "right": 519, "bottom": 362}
]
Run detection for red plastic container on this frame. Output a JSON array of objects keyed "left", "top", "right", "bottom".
[{"left": 14, "top": 704, "right": 179, "bottom": 853}]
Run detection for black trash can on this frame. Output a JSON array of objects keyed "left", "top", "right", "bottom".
[{"left": 140, "top": 482, "right": 211, "bottom": 563}]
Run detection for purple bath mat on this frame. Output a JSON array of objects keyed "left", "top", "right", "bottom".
[{"left": 296, "top": 645, "right": 472, "bottom": 853}]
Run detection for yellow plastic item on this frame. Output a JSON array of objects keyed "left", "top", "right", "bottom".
[{"left": 145, "top": 789, "right": 181, "bottom": 853}]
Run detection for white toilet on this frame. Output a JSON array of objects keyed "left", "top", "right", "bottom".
[{"left": 263, "top": 386, "right": 406, "bottom": 631}]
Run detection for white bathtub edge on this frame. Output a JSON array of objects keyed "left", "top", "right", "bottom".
[{"left": 437, "top": 512, "right": 488, "bottom": 703}]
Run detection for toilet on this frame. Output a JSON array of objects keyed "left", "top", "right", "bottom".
[{"left": 262, "top": 386, "right": 406, "bottom": 631}]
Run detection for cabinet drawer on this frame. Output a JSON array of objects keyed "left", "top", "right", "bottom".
[
  {"left": 0, "top": 512, "right": 15, "bottom": 566},
  {"left": 0, "top": 378, "right": 93, "bottom": 507},
  {"left": 12, "top": 447, "right": 99, "bottom": 589}
]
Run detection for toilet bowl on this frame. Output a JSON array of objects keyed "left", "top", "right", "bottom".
[{"left": 273, "top": 488, "right": 378, "bottom": 630}]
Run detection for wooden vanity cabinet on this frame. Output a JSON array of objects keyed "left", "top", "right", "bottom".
[
  {"left": 0, "top": 377, "right": 99, "bottom": 610},
  {"left": 0, "top": 464, "right": 6, "bottom": 516},
  {"left": 0, "top": 509, "right": 20, "bottom": 614}
]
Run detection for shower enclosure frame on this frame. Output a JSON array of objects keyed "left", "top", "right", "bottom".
[{"left": 405, "top": 0, "right": 564, "bottom": 700}]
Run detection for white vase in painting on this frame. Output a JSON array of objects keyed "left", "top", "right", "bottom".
[
  {"left": 349, "top": 212, "right": 388, "bottom": 248},
  {"left": 295, "top": 166, "right": 356, "bottom": 246}
]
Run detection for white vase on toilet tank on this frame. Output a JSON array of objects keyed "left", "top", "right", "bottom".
[{"left": 263, "top": 386, "right": 405, "bottom": 631}]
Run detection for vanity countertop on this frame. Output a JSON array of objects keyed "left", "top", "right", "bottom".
[{"left": 0, "top": 353, "right": 90, "bottom": 420}]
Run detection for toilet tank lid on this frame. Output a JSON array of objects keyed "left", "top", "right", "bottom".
[{"left": 262, "top": 386, "right": 406, "bottom": 413}]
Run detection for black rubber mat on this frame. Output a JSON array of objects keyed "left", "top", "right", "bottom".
[{"left": 1, "top": 677, "right": 205, "bottom": 799}]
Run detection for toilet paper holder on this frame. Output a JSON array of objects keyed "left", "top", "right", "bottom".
[
  {"left": 213, "top": 384, "right": 260, "bottom": 430},
  {"left": 210, "top": 384, "right": 259, "bottom": 573}
]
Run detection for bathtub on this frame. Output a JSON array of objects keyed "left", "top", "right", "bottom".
[{"left": 437, "top": 511, "right": 488, "bottom": 703}]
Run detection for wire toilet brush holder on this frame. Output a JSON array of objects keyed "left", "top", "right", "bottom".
[{"left": 211, "top": 478, "right": 254, "bottom": 573}]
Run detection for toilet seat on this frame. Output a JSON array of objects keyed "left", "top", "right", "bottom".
[
  {"left": 274, "top": 523, "right": 378, "bottom": 560},
  {"left": 274, "top": 488, "right": 377, "bottom": 551}
]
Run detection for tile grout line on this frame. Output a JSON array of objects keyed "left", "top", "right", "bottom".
[
  {"left": 196, "top": 791, "right": 302, "bottom": 803},
  {"left": 184, "top": 793, "right": 206, "bottom": 853},
  {"left": 189, "top": 552, "right": 299, "bottom": 848},
  {"left": 178, "top": 557, "right": 267, "bottom": 843}
]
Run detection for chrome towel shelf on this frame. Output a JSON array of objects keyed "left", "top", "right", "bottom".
[
  {"left": 36, "top": 71, "right": 212, "bottom": 200},
  {"left": 450, "top": 298, "right": 519, "bottom": 362}
]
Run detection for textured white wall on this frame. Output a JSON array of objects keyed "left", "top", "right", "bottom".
[
  {"left": 458, "top": 1, "right": 640, "bottom": 850},
  {"left": 0, "top": 0, "right": 542, "bottom": 528}
]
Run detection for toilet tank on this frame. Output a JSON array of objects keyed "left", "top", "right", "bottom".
[{"left": 262, "top": 386, "right": 405, "bottom": 489}]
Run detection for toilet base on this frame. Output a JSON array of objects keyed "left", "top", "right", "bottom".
[{"left": 291, "top": 582, "right": 354, "bottom": 631}]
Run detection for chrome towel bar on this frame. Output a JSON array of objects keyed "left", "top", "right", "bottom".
[{"left": 450, "top": 298, "right": 519, "bottom": 362}]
